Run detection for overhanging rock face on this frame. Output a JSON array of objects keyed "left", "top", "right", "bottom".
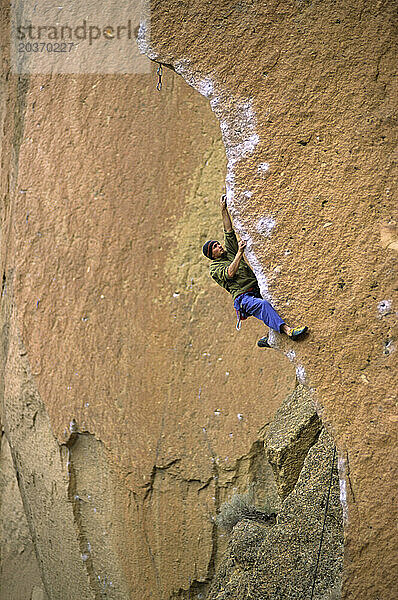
[
  {"left": 1, "top": 0, "right": 397, "bottom": 599},
  {"left": 1, "top": 3, "right": 297, "bottom": 597},
  {"left": 139, "top": 1, "right": 398, "bottom": 598}
]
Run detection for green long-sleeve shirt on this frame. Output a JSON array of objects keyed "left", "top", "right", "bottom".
[{"left": 209, "top": 230, "right": 258, "bottom": 300}]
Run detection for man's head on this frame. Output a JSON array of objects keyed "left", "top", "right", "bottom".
[{"left": 202, "top": 240, "right": 226, "bottom": 260}]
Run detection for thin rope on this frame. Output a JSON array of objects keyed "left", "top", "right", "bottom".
[
  {"left": 156, "top": 62, "right": 163, "bottom": 91},
  {"left": 310, "top": 445, "right": 337, "bottom": 600}
]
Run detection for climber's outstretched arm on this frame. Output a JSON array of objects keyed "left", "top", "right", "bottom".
[
  {"left": 220, "top": 194, "right": 233, "bottom": 232},
  {"left": 227, "top": 240, "right": 247, "bottom": 277}
]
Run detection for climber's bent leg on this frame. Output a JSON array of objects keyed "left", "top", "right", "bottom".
[{"left": 240, "top": 294, "right": 285, "bottom": 333}]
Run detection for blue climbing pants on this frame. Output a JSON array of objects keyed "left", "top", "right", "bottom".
[{"left": 234, "top": 292, "right": 285, "bottom": 333}]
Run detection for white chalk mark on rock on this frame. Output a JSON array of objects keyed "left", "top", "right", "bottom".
[
  {"left": 377, "top": 299, "right": 393, "bottom": 317},
  {"left": 296, "top": 365, "right": 306, "bottom": 383},
  {"left": 256, "top": 216, "right": 276, "bottom": 237},
  {"left": 338, "top": 455, "right": 349, "bottom": 525},
  {"left": 257, "top": 162, "right": 270, "bottom": 176}
]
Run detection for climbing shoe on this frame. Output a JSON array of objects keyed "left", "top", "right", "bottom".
[
  {"left": 257, "top": 336, "right": 271, "bottom": 348},
  {"left": 289, "top": 326, "right": 308, "bottom": 340}
]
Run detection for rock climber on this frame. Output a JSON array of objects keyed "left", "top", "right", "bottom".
[{"left": 202, "top": 194, "right": 308, "bottom": 348}]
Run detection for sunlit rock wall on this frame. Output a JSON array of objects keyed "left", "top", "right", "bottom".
[
  {"left": 0, "top": 1, "right": 300, "bottom": 598},
  {"left": 1, "top": 0, "right": 397, "bottom": 599},
  {"left": 138, "top": 1, "right": 398, "bottom": 599}
]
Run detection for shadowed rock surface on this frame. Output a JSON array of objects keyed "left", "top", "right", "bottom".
[{"left": 208, "top": 426, "right": 343, "bottom": 600}]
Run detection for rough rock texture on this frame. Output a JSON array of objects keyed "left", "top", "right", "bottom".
[
  {"left": 209, "top": 384, "right": 342, "bottom": 600},
  {"left": 1, "top": 0, "right": 296, "bottom": 598},
  {"left": 1, "top": 298, "right": 95, "bottom": 598},
  {"left": 208, "top": 427, "right": 343, "bottom": 600},
  {"left": 0, "top": 433, "right": 48, "bottom": 600},
  {"left": 265, "top": 384, "right": 323, "bottom": 499},
  {"left": 138, "top": 1, "right": 398, "bottom": 598},
  {"left": 0, "top": 0, "right": 397, "bottom": 599}
]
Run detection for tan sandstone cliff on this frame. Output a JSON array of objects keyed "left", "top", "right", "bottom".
[{"left": 1, "top": 1, "right": 397, "bottom": 599}]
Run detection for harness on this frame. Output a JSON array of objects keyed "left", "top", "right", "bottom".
[
  {"left": 234, "top": 286, "right": 261, "bottom": 331},
  {"left": 235, "top": 309, "right": 246, "bottom": 331}
]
